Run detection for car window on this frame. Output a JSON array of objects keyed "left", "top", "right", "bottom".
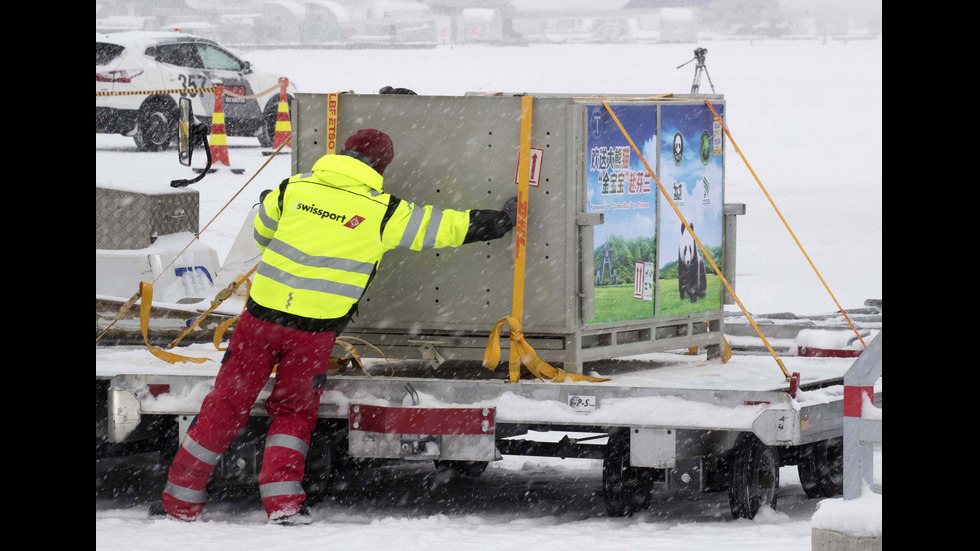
[
  {"left": 96, "top": 43, "right": 125, "bottom": 66},
  {"left": 197, "top": 45, "right": 243, "bottom": 72},
  {"left": 146, "top": 43, "right": 203, "bottom": 69}
]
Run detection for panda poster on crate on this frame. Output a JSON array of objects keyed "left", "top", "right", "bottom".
[
  {"left": 584, "top": 104, "right": 658, "bottom": 324},
  {"left": 657, "top": 103, "right": 724, "bottom": 316}
]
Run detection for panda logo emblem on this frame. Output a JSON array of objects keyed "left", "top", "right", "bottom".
[{"left": 672, "top": 132, "right": 684, "bottom": 166}]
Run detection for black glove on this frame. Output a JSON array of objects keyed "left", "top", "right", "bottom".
[
  {"left": 379, "top": 86, "right": 418, "bottom": 95},
  {"left": 502, "top": 196, "right": 518, "bottom": 226}
]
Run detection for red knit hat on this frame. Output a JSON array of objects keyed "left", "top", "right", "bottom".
[{"left": 343, "top": 129, "right": 394, "bottom": 175}]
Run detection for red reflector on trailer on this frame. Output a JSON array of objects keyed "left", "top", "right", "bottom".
[
  {"left": 147, "top": 384, "right": 170, "bottom": 397},
  {"left": 350, "top": 404, "right": 494, "bottom": 435},
  {"left": 798, "top": 346, "right": 863, "bottom": 358}
]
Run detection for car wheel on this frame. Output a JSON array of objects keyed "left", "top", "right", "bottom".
[{"left": 133, "top": 97, "right": 177, "bottom": 152}]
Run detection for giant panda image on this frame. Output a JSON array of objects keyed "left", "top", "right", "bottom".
[{"left": 677, "top": 223, "right": 707, "bottom": 302}]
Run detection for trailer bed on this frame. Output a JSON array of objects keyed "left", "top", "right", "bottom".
[{"left": 97, "top": 343, "right": 876, "bottom": 441}]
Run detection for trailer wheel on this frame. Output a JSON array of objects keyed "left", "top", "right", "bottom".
[
  {"left": 602, "top": 429, "right": 655, "bottom": 517},
  {"left": 797, "top": 437, "right": 844, "bottom": 498},
  {"left": 433, "top": 460, "right": 489, "bottom": 477},
  {"left": 728, "top": 433, "right": 779, "bottom": 519},
  {"left": 303, "top": 420, "right": 349, "bottom": 498}
]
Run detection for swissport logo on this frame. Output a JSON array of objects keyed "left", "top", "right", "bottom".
[
  {"left": 344, "top": 215, "right": 365, "bottom": 229},
  {"left": 297, "top": 202, "right": 347, "bottom": 223}
]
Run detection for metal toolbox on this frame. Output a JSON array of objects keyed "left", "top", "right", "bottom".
[{"left": 96, "top": 186, "right": 200, "bottom": 250}]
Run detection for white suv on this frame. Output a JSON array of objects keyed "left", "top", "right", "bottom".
[{"left": 96, "top": 31, "right": 295, "bottom": 151}]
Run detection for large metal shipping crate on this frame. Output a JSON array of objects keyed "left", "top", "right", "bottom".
[{"left": 290, "top": 92, "right": 730, "bottom": 373}]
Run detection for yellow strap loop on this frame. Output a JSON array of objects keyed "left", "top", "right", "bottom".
[
  {"left": 138, "top": 282, "right": 211, "bottom": 365},
  {"left": 483, "top": 316, "right": 609, "bottom": 383}
]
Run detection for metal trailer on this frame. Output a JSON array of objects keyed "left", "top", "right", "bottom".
[
  {"left": 98, "top": 348, "right": 878, "bottom": 519},
  {"left": 96, "top": 91, "right": 881, "bottom": 520}
]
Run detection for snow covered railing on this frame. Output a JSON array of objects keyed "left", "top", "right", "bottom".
[{"left": 842, "top": 331, "right": 881, "bottom": 500}]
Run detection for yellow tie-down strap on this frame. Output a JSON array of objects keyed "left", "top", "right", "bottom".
[
  {"left": 483, "top": 316, "right": 609, "bottom": 383},
  {"left": 138, "top": 282, "right": 212, "bottom": 365}
]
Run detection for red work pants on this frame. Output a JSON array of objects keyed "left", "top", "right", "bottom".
[{"left": 162, "top": 311, "right": 335, "bottom": 521}]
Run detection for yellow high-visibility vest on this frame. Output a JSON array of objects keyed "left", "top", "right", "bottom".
[{"left": 251, "top": 153, "right": 471, "bottom": 323}]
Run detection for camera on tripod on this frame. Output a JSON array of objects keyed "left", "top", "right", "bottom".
[{"left": 678, "top": 47, "right": 715, "bottom": 94}]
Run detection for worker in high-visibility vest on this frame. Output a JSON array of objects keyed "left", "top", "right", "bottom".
[{"left": 158, "top": 129, "right": 517, "bottom": 524}]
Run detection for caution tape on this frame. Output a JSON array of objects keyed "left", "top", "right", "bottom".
[
  {"left": 97, "top": 87, "right": 213, "bottom": 97},
  {"left": 96, "top": 83, "right": 280, "bottom": 99}
]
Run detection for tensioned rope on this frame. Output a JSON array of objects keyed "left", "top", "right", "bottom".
[
  {"left": 702, "top": 100, "right": 867, "bottom": 348},
  {"left": 601, "top": 101, "right": 792, "bottom": 380}
]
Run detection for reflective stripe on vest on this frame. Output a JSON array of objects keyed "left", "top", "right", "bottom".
[
  {"left": 256, "top": 261, "right": 365, "bottom": 300},
  {"left": 397, "top": 206, "right": 445, "bottom": 250},
  {"left": 257, "top": 206, "right": 279, "bottom": 233},
  {"left": 422, "top": 208, "right": 443, "bottom": 249},
  {"left": 268, "top": 239, "right": 375, "bottom": 276}
]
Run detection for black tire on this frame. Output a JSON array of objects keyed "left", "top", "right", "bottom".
[
  {"left": 602, "top": 429, "right": 655, "bottom": 517},
  {"left": 797, "top": 437, "right": 844, "bottom": 498},
  {"left": 133, "top": 97, "right": 178, "bottom": 152},
  {"left": 728, "top": 432, "right": 779, "bottom": 519},
  {"left": 303, "top": 420, "right": 349, "bottom": 498},
  {"left": 433, "top": 460, "right": 489, "bottom": 477}
]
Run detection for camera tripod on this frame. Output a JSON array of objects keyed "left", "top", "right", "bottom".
[{"left": 677, "top": 47, "right": 715, "bottom": 94}]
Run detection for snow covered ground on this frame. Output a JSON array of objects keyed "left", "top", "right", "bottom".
[{"left": 96, "top": 37, "right": 881, "bottom": 550}]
